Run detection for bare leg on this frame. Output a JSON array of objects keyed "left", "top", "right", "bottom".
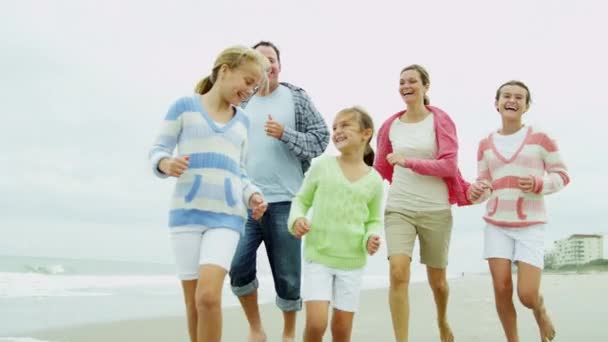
[
  {"left": 195, "top": 265, "right": 227, "bottom": 342},
  {"left": 426, "top": 266, "right": 454, "bottom": 342},
  {"left": 517, "top": 262, "right": 555, "bottom": 341},
  {"left": 282, "top": 310, "right": 297, "bottom": 342},
  {"left": 388, "top": 255, "right": 411, "bottom": 342},
  {"left": 237, "top": 290, "right": 267, "bottom": 342},
  {"left": 181, "top": 280, "right": 198, "bottom": 342},
  {"left": 330, "top": 308, "right": 355, "bottom": 342},
  {"left": 489, "top": 258, "right": 519, "bottom": 342},
  {"left": 304, "top": 301, "right": 329, "bottom": 342}
]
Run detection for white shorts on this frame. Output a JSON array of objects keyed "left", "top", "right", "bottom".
[
  {"left": 483, "top": 223, "right": 545, "bottom": 269},
  {"left": 302, "top": 260, "right": 364, "bottom": 313},
  {"left": 170, "top": 228, "right": 240, "bottom": 280}
]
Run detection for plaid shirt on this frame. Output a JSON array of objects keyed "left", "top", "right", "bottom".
[{"left": 242, "top": 82, "right": 329, "bottom": 173}]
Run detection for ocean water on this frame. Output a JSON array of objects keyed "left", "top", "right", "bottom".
[
  {"left": 0, "top": 220, "right": 473, "bottom": 340},
  {"left": 0, "top": 254, "right": 404, "bottom": 339}
]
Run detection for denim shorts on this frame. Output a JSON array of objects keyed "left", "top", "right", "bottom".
[{"left": 229, "top": 201, "right": 302, "bottom": 311}]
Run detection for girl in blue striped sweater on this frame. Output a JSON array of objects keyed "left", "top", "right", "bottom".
[{"left": 149, "top": 45, "right": 269, "bottom": 342}]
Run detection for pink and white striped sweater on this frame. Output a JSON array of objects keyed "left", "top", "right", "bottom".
[{"left": 472, "top": 126, "right": 570, "bottom": 227}]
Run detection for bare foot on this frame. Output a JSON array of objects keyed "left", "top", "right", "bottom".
[
  {"left": 533, "top": 296, "right": 556, "bottom": 341},
  {"left": 438, "top": 320, "right": 454, "bottom": 342},
  {"left": 248, "top": 330, "right": 267, "bottom": 342},
  {"left": 282, "top": 335, "right": 295, "bottom": 342}
]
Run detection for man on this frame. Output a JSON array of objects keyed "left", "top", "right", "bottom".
[{"left": 230, "top": 41, "right": 329, "bottom": 342}]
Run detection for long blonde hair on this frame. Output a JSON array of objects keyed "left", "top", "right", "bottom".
[{"left": 195, "top": 45, "right": 269, "bottom": 95}]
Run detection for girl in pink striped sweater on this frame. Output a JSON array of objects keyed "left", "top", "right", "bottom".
[{"left": 468, "top": 80, "right": 569, "bottom": 342}]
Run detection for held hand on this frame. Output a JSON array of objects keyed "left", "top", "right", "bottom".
[
  {"left": 386, "top": 153, "right": 406, "bottom": 167},
  {"left": 468, "top": 180, "right": 492, "bottom": 201},
  {"left": 249, "top": 193, "right": 268, "bottom": 220},
  {"left": 367, "top": 234, "right": 381, "bottom": 255},
  {"left": 293, "top": 218, "right": 310, "bottom": 239},
  {"left": 159, "top": 156, "right": 189, "bottom": 177},
  {"left": 518, "top": 175, "right": 535, "bottom": 193},
  {"left": 265, "top": 114, "right": 284, "bottom": 139}
]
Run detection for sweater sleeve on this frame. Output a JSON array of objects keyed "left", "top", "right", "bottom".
[
  {"left": 533, "top": 133, "right": 570, "bottom": 195},
  {"left": 279, "top": 89, "right": 330, "bottom": 160},
  {"left": 148, "top": 99, "right": 185, "bottom": 178},
  {"left": 402, "top": 116, "right": 459, "bottom": 178},
  {"left": 288, "top": 158, "right": 322, "bottom": 234},
  {"left": 240, "top": 137, "right": 262, "bottom": 206},
  {"left": 469, "top": 138, "right": 493, "bottom": 204},
  {"left": 361, "top": 178, "right": 384, "bottom": 253}
]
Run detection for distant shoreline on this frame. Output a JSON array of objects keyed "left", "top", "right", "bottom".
[{"left": 545, "top": 259, "right": 608, "bottom": 273}]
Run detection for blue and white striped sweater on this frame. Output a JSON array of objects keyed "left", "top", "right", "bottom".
[{"left": 149, "top": 95, "right": 260, "bottom": 234}]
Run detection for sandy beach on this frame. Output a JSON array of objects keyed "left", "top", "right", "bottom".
[{"left": 28, "top": 273, "right": 607, "bottom": 341}]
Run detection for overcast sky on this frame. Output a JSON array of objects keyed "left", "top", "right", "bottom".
[{"left": 1, "top": 0, "right": 606, "bottom": 265}]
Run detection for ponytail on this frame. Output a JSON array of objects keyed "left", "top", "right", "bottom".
[
  {"left": 363, "top": 141, "right": 375, "bottom": 167},
  {"left": 424, "top": 95, "right": 430, "bottom": 106},
  {"left": 195, "top": 75, "right": 213, "bottom": 95}
]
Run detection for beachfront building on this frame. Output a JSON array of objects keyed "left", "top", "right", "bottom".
[{"left": 549, "top": 234, "right": 604, "bottom": 267}]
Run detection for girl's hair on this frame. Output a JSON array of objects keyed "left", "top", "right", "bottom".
[
  {"left": 195, "top": 45, "right": 269, "bottom": 95},
  {"left": 401, "top": 64, "right": 431, "bottom": 105},
  {"left": 336, "top": 106, "right": 376, "bottom": 166},
  {"left": 495, "top": 80, "right": 532, "bottom": 106}
]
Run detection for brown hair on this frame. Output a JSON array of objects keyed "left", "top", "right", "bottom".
[
  {"left": 194, "top": 45, "right": 269, "bottom": 95},
  {"left": 495, "top": 80, "right": 532, "bottom": 106},
  {"left": 252, "top": 40, "right": 281, "bottom": 65},
  {"left": 336, "top": 106, "right": 376, "bottom": 166},
  {"left": 401, "top": 64, "right": 431, "bottom": 105}
]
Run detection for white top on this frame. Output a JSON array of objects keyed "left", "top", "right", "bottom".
[
  {"left": 386, "top": 114, "right": 450, "bottom": 211},
  {"left": 492, "top": 126, "right": 528, "bottom": 159}
]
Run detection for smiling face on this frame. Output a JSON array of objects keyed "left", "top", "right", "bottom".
[
  {"left": 495, "top": 84, "right": 530, "bottom": 122},
  {"left": 399, "top": 68, "right": 429, "bottom": 106},
  {"left": 332, "top": 111, "right": 372, "bottom": 154},
  {"left": 255, "top": 45, "right": 280, "bottom": 90},
  {"left": 219, "top": 61, "right": 263, "bottom": 105}
]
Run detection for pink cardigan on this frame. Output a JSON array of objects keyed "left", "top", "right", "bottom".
[{"left": 374, "top": 106, "right": 471, "bottom": 206}]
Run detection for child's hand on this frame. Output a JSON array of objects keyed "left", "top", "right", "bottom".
[
  {"left": 249, "top": 193, "right": 268, "bottom": 220},
  {"left": 292, "top": 218, "right": 310, "bottom": 238},
  {"left": 518, "top": 176, "right": 535, "bottom": 193},
  {"left": 159, "top": 156, "right": 189, "bottom": 177},
  {"left": 366, "top": 234, "right": 381, "bottom": 255},
  {"left": 386, "top": 153, "right": 406, "bottom": 167},
  {"left": 468, "top": 180, "right": 492, "bottom": 201}
]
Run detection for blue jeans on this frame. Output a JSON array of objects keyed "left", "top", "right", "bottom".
[{"left": 229, "top": 201, "right": 302, "bottom": 311}]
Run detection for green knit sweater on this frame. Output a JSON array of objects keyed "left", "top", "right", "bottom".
[{"left": 288, "top": 156, "right": 384, "bottom": 269}]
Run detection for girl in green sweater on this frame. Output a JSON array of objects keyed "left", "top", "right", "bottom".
[{"left": 288, "top": 106, "right": 384, "bottom": 342}]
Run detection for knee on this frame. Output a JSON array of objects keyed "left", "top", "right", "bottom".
[
  {"left": 494, "top": 280, "right": 513, "bottom": 298},
  {"left": 429, "top": 278, "right": 448, "bottom": 295},
  {"left": 306, "top": 318, "right": 328, "bottom": 337},
  {"left": 517, "top": 290, "right": 538, "bottom": 309},
  {"left": 389, "top": 263, "right": 411, "bottom": 288},
  {"left": 331, "top": 320, "right": 350, "bottom": 340},
  {"left": 195, "top": 289, "right": 221, "bottom": 312}
]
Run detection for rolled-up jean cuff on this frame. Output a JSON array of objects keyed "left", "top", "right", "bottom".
[
  {"left": 231, "top": 278, "right": 259, "bottom": 297},
  {"left": 276, "top": 296, "right": 302, "bottom": 312}
]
